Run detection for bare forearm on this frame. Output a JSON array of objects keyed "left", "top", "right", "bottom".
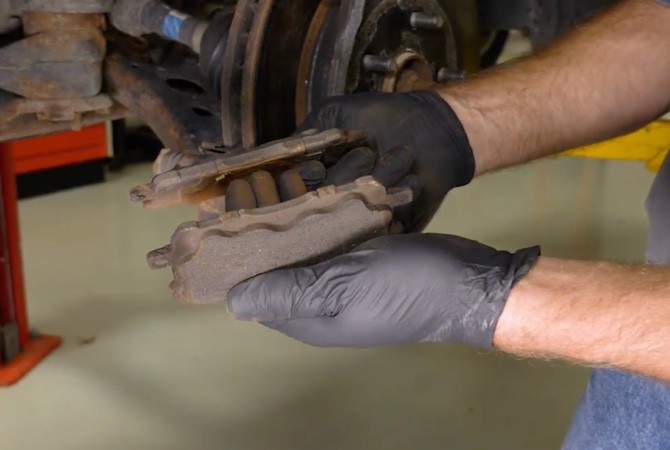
[
  {"left": 437, "top": 0, "right": 670, "bottom": 175},
  {"left": 495, "top": 258, "right": 670, "bottom": 382}
]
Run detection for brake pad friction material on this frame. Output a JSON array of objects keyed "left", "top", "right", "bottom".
[{"left": 147, "top": 176, "right": 412, "bottom": 305}]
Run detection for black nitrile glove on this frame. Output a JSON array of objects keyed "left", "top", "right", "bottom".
[
  {"left": 299, "top": 91, "right": 475, "bottom": 232},
  {"left": 228, "top": 234, "right": 541, "bottom": 349}
]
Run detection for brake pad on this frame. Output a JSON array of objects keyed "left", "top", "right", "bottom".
[{"left": 147, "top": 177, "right": 411, "bottom": 304}]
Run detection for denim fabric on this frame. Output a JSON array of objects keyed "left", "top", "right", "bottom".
[{"left": 561, "top": 154, "right": 670, "bottom": 449}]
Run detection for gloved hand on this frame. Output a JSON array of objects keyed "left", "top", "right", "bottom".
[
  {"left": 299, "top": 91, "right": 476, "bottom": 232},
  {"left": 228, "top": 234, "right": 540, "bottom": 349}
]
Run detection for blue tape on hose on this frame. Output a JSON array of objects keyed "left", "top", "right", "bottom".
[{"left": 162, "top": 13, "right": 184, "bottom": 40}]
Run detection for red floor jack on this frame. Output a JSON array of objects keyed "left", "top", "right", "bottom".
[{"left": 0, "top": 147, "right": 61, "bottom": 386}]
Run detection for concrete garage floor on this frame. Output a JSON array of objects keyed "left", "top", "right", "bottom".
[{"left": 0, "top": 155, "right": 655, "bottom": 450}]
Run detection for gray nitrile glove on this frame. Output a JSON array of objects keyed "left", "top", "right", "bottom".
[
  {"left": 228, "top": 234, "right": 541, "bottom": 349},
  {"left": 298, "top": 91, "right": 476, "bottom": 232}
]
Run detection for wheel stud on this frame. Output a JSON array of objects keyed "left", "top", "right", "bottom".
[
  {"left": 437, "top": 68, "right": 465, "bottom": 83},
  {"left": 363, "top": 55, "right": 397, "bottom": 74},
  {"left": 410, "top": 12, "right": 443, "bottom": 30}
]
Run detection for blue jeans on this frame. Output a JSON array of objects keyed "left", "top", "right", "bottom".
[{"left": 561, "top": 155, "right": 670, "bottom": 450}]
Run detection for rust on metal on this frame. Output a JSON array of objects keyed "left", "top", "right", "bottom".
[
  {"left": 0, "top": 95, "right": 126, "bottom": 142},
  {"left": 0, "top": 12, "right": 106, "bottom": 99},
  {"left": 107, "top": 55, "right": 189, "bottom": 155},
  {"left": 106, "top": 54, "right": 221, "bottom": 157},
  {"left": 381, "top": 51, "right": 436, "bottom": 93}
]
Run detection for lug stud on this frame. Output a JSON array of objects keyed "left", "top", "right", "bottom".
[
  {"left": 363, "top": 55, "right": 397, "bottom": 74},
  {"left": 410, "top": 12, "right": 443, "bottom": 30}
]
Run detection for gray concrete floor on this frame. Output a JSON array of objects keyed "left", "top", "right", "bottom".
[{"left": 0, "top": 155, "right": 655, "bottom": 450}]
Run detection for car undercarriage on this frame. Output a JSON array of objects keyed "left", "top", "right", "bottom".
[{"left": 0, "top": 0, "right": 614, "bottom": 149}]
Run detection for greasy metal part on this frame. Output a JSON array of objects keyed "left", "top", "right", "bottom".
[
  {"left": 147, "top": 176, "right": 413, "bottom": 305},
  {"left": 248, "top": 170, "right": 280, "bottom": 207},
  {"left": 106, "top": 54, "right": 222, "bottom": 157},
  {"left": 225, "top": 179, "right": 256, "bottom": 211},
  {"left": 240, "top": 0, "right": 274, "bottom": 149},
  {"left": 15, "top": 0, "right": 113, "bottom": 13},
  {"left": 0, "top": 11, "right": 105, "bottom": 99},
  {"left": 277, "top": 168, "right": 307, "bottom": 200},
  {"left": 130, "top": 128, "right": 367, "bottom": 209}
]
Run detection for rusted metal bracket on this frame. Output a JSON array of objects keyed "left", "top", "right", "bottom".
[
  {"left": 148, "top": 176, "right": 412, "bottom": 305},
  {"left": 0, "top": 91, "right": 126, "bottom": 142},
  {"left": 106, "top": 53, "right": 222, "bottom": 157},
  {"left": 0, "top": 12, "right": 106, "bottom": 99}
]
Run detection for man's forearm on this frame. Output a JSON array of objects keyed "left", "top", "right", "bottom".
[
  {"left": 495, "top": 258, "right": 670, "bottom": 382},
  {"left": 437, "top": 0, "right": 670, "bottom": 175}
]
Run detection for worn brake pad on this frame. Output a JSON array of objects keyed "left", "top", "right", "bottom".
[{"left": 147, "top": 176, "right": 412, "bottom": 305}]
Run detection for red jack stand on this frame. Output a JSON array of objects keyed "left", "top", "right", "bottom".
[{"left": 0, "top": 146, "right": 61, "bottom": 386}]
